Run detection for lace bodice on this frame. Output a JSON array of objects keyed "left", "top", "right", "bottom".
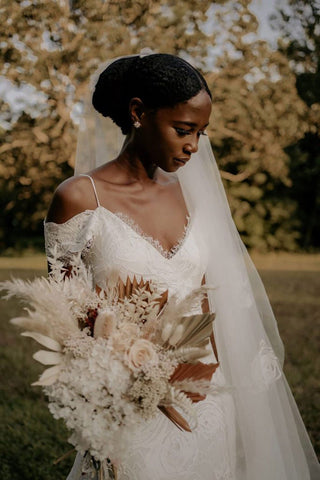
[{"left": 45, "top": 206, "right": 208, "bottom": 308}]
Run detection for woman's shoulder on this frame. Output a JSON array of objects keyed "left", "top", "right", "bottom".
[{"left": 46, "top": 175, "right": 98, "bottom": 224}]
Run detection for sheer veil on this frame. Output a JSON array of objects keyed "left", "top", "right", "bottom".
[{"left": 74, "top": 53, "right": 319, "bottom": 479}]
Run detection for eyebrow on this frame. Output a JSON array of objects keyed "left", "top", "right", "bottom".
[{"left": 173, "top": 121, "right": 209, "bottom": 128}]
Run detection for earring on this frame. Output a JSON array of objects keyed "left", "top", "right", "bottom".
[{"left": 133, "top": 120, "right": 141, "bottom": 129}]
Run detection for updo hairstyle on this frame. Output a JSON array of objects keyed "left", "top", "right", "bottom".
[{"left": 92, "top": 53, "right": 211, "bottom": 135}]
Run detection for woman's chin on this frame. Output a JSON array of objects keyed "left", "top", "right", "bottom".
[
  {"left": 154, "top": 167, "right": 179, "bottom": 184},
  {"left": 160, "top": 160, "right": 185, "bottom": 173}
]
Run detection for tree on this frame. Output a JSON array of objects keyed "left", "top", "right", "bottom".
[
  {"left": 0, "top": 0, "right": 217, "bottom": 250},
  {"left": 271, "top": 0, "right": 320, "bottom": 249},
  {"left": 0, "top": 0, "right": 310, "bottom": 251},
  {"left": 204, "top": 0, "right": 308, "bottom": 249}
]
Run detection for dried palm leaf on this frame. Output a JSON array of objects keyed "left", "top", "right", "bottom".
[
  {"left": 170, "top": 362, "right": 219, "bottom": 384},
  {"left": 158, "top": 405, "right": 192, "bottom": 432}
]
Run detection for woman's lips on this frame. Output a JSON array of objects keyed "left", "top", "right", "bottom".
[{"left": 174, "top": 158, "right": 188, "bottom": 166}]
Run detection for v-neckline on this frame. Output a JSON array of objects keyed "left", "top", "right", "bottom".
[{"left": 96, "top": 205, "right": 192, "bottom": 261}]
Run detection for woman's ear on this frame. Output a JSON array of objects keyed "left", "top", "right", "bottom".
[{"left": 129, "top": 97, "right": 145, "bottom": 126}]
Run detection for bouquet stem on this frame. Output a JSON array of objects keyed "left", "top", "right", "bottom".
[
  {"left": 53, "top": 448, "right": 76, "bottom": 465},
  {"left": 93, "top": 458, "right": 117, "bottom": 480}
]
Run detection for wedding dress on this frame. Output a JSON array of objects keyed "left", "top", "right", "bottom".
[
  {"left": 42, "top": 51, "right": 319, "bottom": 479},
  {"left": 45, "top": 175, "right": 238, "bottom": 480}
]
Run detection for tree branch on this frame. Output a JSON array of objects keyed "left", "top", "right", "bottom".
[{"left": 220, "top": 169, "right": 253, "bottom": 182}]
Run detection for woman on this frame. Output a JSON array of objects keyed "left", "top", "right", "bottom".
[{"left": 45, "top": 53, "right": 319, "bottom": 479}]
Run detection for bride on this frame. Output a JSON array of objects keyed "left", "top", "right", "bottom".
[{"left": 45, "top": 53, "right": 319, "bottom": 479}]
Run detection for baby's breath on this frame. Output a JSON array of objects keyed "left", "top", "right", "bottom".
[{"left": 128, "top": 376, "right": 168, "bottom": 419}]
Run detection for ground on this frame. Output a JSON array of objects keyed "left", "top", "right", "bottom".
[{"left": 0, "top": 253, "right": 319, "bottom": 479}]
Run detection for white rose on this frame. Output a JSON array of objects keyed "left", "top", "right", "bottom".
[{"left": 126, "top": 339, "right": 158, "bottom": 369}]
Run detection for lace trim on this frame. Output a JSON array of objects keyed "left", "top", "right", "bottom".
[
  {"left": 114, "top": 212, "right": 191, "bottom": 260},
  {"left": 44, "top": 207, "right": 193, "bottom": 261},
  {"left": 44, "top": 211, "right": 95, "bottom": 259}
]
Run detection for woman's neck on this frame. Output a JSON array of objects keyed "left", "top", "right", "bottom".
[{"left": 115, "top": 137, "right": 157, "bottom": 183}]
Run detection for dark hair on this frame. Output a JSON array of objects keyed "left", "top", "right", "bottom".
[{"left": 92, "top": 53, "right": 212, "bottom": 134}]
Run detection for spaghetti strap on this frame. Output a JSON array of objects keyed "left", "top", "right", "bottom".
[{"left": 79, "top": 174, "right": 101, "bottom": 208}]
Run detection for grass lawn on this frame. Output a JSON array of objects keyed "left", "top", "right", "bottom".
[{"left": 0, "top": 253, "right": 319, "bottom": 479}]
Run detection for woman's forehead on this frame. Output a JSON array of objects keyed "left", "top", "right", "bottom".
[{"left": 157, "top": 90, "right": 212, "bottom": 126}]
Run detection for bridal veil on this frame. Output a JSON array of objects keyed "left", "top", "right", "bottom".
[{"left": 73, "top": 53, "right": 319, "bottom": 479}]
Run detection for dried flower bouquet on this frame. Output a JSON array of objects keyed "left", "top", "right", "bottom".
[{"left": 0, "top": 251, "right": 219, "bottom": 474}]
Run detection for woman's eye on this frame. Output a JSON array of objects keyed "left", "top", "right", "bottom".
[
  {"left": 175, "top": 127, "right": 208, "bottom": 137},
  {"left": 175, "top": 127, "right": 192, "bottom": 136},
  {"left": 198, "top": 130, "right": 208, "bottom": 137}
]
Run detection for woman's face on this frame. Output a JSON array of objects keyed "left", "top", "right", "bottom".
[{"left": 136, "top": 89, "right": 212, "bottom": 172}]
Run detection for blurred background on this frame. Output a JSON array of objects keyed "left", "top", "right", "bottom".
[
  {"left": 0, "top": 0, "right": 319, "bottom": 478},
  {"left": 0, "top": 0, "right": 319, "bottom": 253}
]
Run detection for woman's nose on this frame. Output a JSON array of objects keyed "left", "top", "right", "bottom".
[{"left": 184, "top": 137, "right": 199, "bottom": 155}]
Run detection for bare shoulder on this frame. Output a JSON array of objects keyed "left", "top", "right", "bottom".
[{"left": 46, "top": 175, "right": 98, "bottom": 224}]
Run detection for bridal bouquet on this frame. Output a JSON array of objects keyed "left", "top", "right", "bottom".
[{"left": 0, "top": 251, "right": 218, "bottom": 473}]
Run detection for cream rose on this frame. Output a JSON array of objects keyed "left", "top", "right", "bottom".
[{"left": 126, "top": 339, "right": 158, "bottom": 369}]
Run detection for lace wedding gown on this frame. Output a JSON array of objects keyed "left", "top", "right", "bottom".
[{"left": 44, "top": 177, "right": 237, "bottom": 480}]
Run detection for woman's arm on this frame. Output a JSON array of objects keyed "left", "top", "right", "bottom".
[
  {"left": 45, "top": 177, "right": 98, "bottom": 276},
  {"left": 46, "top": 176, "right": 97, "bottom": 224}
]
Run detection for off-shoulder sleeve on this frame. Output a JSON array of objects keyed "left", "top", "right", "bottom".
[{"left": 44, "top": 210, "right": 95, "bottom": 264}]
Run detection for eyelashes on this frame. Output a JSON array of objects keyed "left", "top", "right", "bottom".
[{"left": 175, "top": 127, "right": 208, "bottom": 137}]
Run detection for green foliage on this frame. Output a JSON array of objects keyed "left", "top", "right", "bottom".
[
  {"left": 0, "top": 0, "right": 219, "bottom": 251},
  {"left": 285, "top": 132, "right": 320, "bottom": 249},
  {"left": 0, "top": 0, "right": 317, "bottom": 251},
  {"left": 271, "top": 0, "right": 320, "bottom": 249},
  {"left": 205, "top": 2, "right": 307, "bottom": 250}
]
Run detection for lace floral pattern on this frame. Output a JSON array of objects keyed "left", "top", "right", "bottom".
[
  {"left": 251, "top": 339, "right": 282, "bottom": 391},
  {"left": 114, "top": 211, "right": 192, "bottom": 260},
  {"left": 44, "top": 210, "right": 95, "bottom": 265},
  {"left": 45, "top": 208, "right": 237, "bottom": 480}
]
